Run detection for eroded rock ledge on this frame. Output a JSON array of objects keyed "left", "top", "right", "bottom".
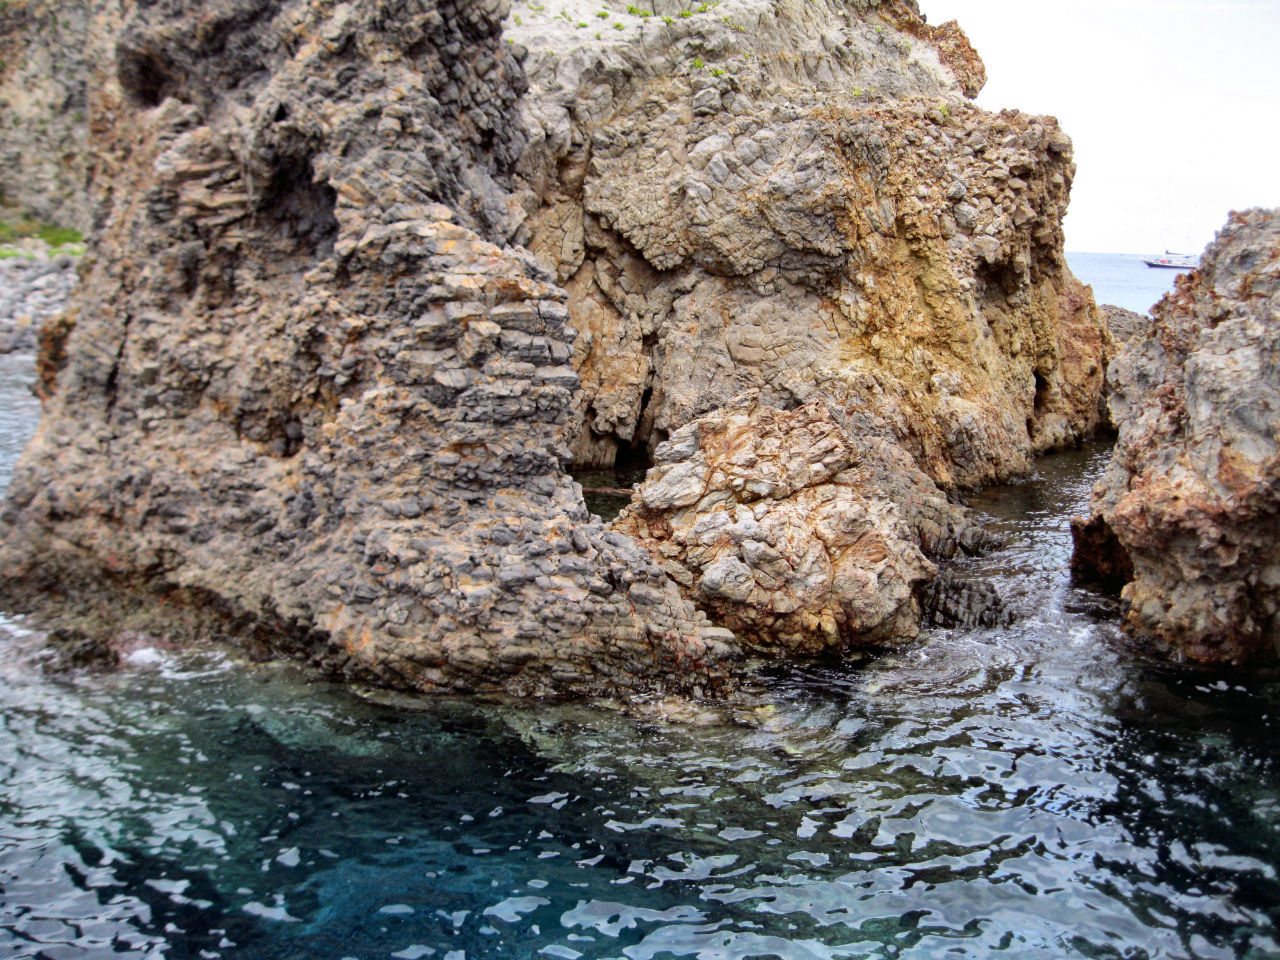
[{"left": 1072, "top": 209, "right": 1280, "bottom": 665}]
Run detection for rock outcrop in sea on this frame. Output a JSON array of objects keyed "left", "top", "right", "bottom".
[
  {"left": 0, "top": 0, "right": 738, "bottom": 698},
  {"left": 0, "top": 0, "right": 1109, "bottom": 695},
  {"left": 1072, "top": 208, "right": 1280, "bottom": 664}
]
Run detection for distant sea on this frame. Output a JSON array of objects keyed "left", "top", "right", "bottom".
[{"left": 1065, "top": 251, "right": 1191, "bottom": 315}]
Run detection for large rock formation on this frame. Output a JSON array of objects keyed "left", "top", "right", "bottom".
[
  {"left": 0, "top": 0, "right": 738, "bottom": 699},
  {"left": 1072, "top": 209, "right": 1280, "bottom": 665},
  {"left": 501, "top": 0, "right": 1106, "bottom": 649},
  {"left": 0, "top": 0, "right": 93, "bottom": 232},
  {"left": 0, "top": 0, "right": 1110, "bottom": 692},
  {"left": 505, "top": 0, "right": 1108, "bottom": 489}
]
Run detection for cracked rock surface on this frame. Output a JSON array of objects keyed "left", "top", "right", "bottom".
[
  {"left": 0, "top": 0, "right": 739, "bottom": 699},
  {"left": 1072, "top": 209, "right": 1280, "bottom": 665},
  {"left": 613, "top": 393, "right": 993, "bottom": 653}
]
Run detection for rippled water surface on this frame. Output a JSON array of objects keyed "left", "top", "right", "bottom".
[{"left": 3, "top": 353, "right": 1280, "bottom": 959}]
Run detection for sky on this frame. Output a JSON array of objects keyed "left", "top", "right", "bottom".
[{"left": 913, "top": 0, "right": 1280, "bottom": 254}]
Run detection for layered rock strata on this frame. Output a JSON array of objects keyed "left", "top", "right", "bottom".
[
  {"left": 505, "top": 0, "right": 1109, "bottom": 490},
  {"left": 1072, "top": 209, "right": 1280, "bottom": 664},
  {"left": 0, "top": 0, "right": 738, "bottom": 698},
  {"left": 613, "top": 393, "right": 993, "bottom": 655},
  {"left": 0, "top": 0, "right": 93, "bottom": 232}
]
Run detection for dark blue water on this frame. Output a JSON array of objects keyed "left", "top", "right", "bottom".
[
  {"left": 3, "top": 357, "right": 1280, "bottom": 959},
  {"left": 1066, "top": 251, "right": 1192, "bottom": 315}
]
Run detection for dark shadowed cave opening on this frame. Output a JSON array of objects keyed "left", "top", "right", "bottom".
[
  {"left": 257, "top": 153, "right": 338, "bottom": 258},
  {"left": 116, "top": 47, "right": 179, "bottom": 108}
]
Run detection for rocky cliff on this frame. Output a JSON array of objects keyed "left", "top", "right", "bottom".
[
  {"left": 0, "top": 0, "right": 738, "bottom": 698},
  {"left": 1072, "top": 209, "right": 1280, "bottom": 665},
  {"left": 505, "top": 0, "right": 1107, "bottom": 489},
  {"left": 0, "top": 0, "right": 93, "bottom": 232},
  {"left": 504, "top": 0, "right": 1107, "bottom": 652},
  {"left": 0, "top": 0, "right": 1109, "bottom": 692}
]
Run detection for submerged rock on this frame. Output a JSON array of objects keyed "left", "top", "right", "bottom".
[
  {"left": 41, "top": 626, "right": 119, "bottom": 674},
  {"left": 919, "top": 569, "right": 1012, "bottom": 631},
  {"left": 1072, "top": 209, "right": 1280, "bottom": 664}
]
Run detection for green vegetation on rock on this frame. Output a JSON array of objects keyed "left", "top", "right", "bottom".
[{"left": 0, "top": 198, "right": 85, "bottom": 257}]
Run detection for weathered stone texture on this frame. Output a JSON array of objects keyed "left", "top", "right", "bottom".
[
  {"left": 0, "top": 0, "right": 1113, "bottom": 686},
  {"left": 613, "top": 394, "right": 993, "bottom": 654},
  {"left": 506, "top": 0, "right": 1110, "bottom": 492},
  {"left": 1102, "top": 304, "right": 1150, "bottom": 347},
  {"left": 0, "top": 0, "right": 739, "bottom": 698},
  {"left": 1072, "top": 209, "right": 1280, "bottom": 664},
  {"left": 0, "top": 0, "right": 94, "bottom": 231}
]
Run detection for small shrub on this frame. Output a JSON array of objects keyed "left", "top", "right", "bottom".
[{"left": 39, "top": 225, "right": 82, "bottom": 247}]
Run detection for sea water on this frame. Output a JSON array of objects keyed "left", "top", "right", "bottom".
[
  {"left": 2, "top": 354, "right": 1279, "bottom": 959},
  {"left": 1066, "top": 251, "right": 1192, "bottom": 315}
]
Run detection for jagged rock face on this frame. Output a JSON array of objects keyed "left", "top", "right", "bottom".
[
  {"left": 0, "top": 0, "right": 741, "bottom": 698},
  {"left": 1072, "top": 209, "right": 1280, "bottom": 665},
  {"left": 0, "top": 0, "right": 93, "bottom": 232},
  {"left": 613, "top": 394, "right": 993, "bottom": 654},
  {"left": 506, "top": 0, "right": 1108, "bottom": 490}
]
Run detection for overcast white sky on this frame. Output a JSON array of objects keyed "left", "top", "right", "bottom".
[{"left": 914, "top": 0, "right": 1280, "bottom": 254}]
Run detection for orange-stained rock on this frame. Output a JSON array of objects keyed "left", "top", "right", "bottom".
[{"left": 507, "top": 0, "right": 1110, "bottom": 493}]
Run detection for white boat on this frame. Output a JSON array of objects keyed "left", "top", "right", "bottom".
[{"left": 1143, "top": 251, "right": 1198, "bottom": 270}]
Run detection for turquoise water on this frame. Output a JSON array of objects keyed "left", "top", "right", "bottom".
[
  {"left": 2, "top": 356, "right": 1280, "bottom": 959},
  {"left": 1066, "top": 251, "right": 1192, "bottom": 315}
]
